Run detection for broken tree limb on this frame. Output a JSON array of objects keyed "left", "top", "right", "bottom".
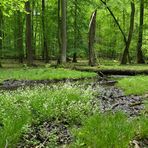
[{"left": 88, "top": 10, "right": 97, "bottom": 66}]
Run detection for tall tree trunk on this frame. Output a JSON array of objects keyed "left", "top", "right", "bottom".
[
  {"left": 42, "top": 0, "right": 49, "bottom": 63},
  {"left": 122, "top": 0, "right": 126, "bottom": 32},
  {"left": 32, "top": 0, "right": 36, "bottom": 60},
  {"left": 136, "top": 0, "right": 145, "bottom": 64},
  {"left": 25, "top": 1, "right": 34, "bottom": 66},
  {"left": 57, "top": 0, "right": 62, "bottom": 64},
  {"left": 72, "top": 0, "right": 78, "bottom": 63},
  {"left": 0, "top": 9, "right": 2, "bottom": 67},
  {"left": 121, "top": 2, "right": 135, "bottom": 64},
  {"left": 14, "top": 13, "right": 17, "bottom": 53},
  {"left": 88, "top": 10, "right": 97, "bottom": 66},
  {"left": 17, "top": 11, "right": 24, "bottom": 63},
  {"left": 33, "top": 8, "right": 38, "bottom": 60},
  {"left": 60, "top": 0, "right": 67, "bottom": 63}
]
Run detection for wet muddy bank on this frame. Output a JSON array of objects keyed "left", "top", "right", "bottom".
[
  {"left": 98, "top": 86, "right": 143, "bottom": 116},
  {"left": 0, "top": 77, "right": 96, "bottom": 90},
  {"left": 17, "top": 120, "right": 72, "bottom": 148}
]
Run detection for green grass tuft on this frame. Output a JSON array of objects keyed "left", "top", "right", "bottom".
[
  {"left": 71, "top": 112, "right": 148, "bottom": 148},
  {"left": 117, "top": 76, "right": 148, "bottom": 95},
  {"left": 72, "top": 112, "right": 135, "bottom": 148}
]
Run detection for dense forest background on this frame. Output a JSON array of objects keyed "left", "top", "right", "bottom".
[
  {"left": 0, "top": 1, "right": 148, "bottom": 147},
  {"left": 0, "top": 0, "right": 148, "bottom": 66}
]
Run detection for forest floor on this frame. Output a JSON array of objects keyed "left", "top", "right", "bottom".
[{"left": 0, "top": 62, "right": 148, "bottom": 147}]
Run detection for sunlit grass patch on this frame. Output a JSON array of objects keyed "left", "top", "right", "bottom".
[
  {"left": 99, "top": 65, "right": 148, "bottom": 71},
  {"left": 0, "top": 68, "right": 97, "bottom": 82},
  {"left": 117, "top": 76, "right": 148, "bottom": 95}
]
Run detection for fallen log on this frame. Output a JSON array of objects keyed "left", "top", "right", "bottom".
[{"left": 74, "top": 67, "right": 148, "bottom": 76}]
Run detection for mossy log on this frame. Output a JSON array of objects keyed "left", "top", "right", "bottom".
[{"left": 74, "top": 67, "right": 148, "bottom": 76}]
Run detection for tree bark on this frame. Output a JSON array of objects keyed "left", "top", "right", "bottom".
[
  {"left": 32, "top": 0, "right": 36, "bottom": 60},
  {"left": 73, "top": 0, "right": 78, "bottom": 63},
  {"left": 42, "top": 0, "right": 49, "bottom": 63},
  {"left": 121, "top": 2, "right": 135, "bottom": 64},
  {"left": 25, "top": 1, "right": 34, "bottom": 66},
  {"left": 0, "top": 9, "right": 2, "bottom": 67},
  {"left": 60, "top": 0, "right": 67, "bottom": 63},
  {"left": 17, "top": 11, "right": 24, "bottom": 63},
  {"left": 88, "top": 10, "right": 97, "bottom": 66},
  {"left": 57, "top": 0, "right": 62, "bottom": 64},
  {"left": 136, "top": 0, "right": 145, "bottom": 64}
]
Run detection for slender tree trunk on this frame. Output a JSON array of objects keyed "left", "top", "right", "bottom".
[
  {"left": 100, "top": 0, "right": 135, "bottom": 65},
  {"left": 73, "top": 0, "right": 78, "bottom": 63},
  {"left": 60, "top": 0, "right": 67, "bottom": 63},
  {"left": 88, "top": 10, "right": 97, "bottom": 66},
  {"left": 42, "top": 0, "right": 49, "bottom": 63},
  {"left": 25, "top": 1, "right": 34, "bottom": 66},
  {"left": 0, "top": 9, "right": 2, "bottom": 67},
  {"left": 122, "top": 0, "right": 126, "bottom": 32},
  {"left": 100, "top": 0, "right": 127, "bottom": 44},
  {"left": 32, "top": 0, "right": 36, "bottom": 60},
  {"left": 14, "top": 13, "right": 17, "bottom": 53},
  {"left": 17, "top": 11, "right": 24, "bottom": 63},
  {"left": 136, "top": 0, "right": 145, "bottom": 64},
  {"left": 33, "top": 8, "right": 38, "bottom": 59},
  {"left": 121, "top": 2, "right": 135, "bottom": 64},
  {"left": 57, "top": 0, "right": 62, "bottom": 64}
]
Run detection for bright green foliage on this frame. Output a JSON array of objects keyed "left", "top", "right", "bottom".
[
  {"left": 117, "top": 76, "right": 148, "bottom": 95},
  {"left": 143, "top": 99, "right": 148, "bottom": 114},
  {"left": 0, "top": 0, "right": 27, "bottom": 16},
  {"left": 72, "top": 112, "right": 148, "bottom": 148},
  {"left": 137, "top": 115, "right": 148, "bottom": 139},
  {"left": 0, "top": 68, "right": 96, "bottom": 82},
  {"left": 0, "top": 83, "right": 96, "bottom": 147},
  {"left": 99, "top": 65, "right": 148, "bottom": 71},
  {"left": 0, "top": 0, "right": 148, "bottom": 63}
]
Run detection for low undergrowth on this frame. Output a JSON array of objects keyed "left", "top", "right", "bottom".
[
  {"left": 0, "top": 83, "right": 97, "bottom": 147},
  {"left": 0, "top": 68, "right": 97, "bottom": 83},
  {"left": 71, "top": 112, "right": 148, "bottom": 148},
  {"left": 0, "top": 77, "right": 148, "bottom": 147}
]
